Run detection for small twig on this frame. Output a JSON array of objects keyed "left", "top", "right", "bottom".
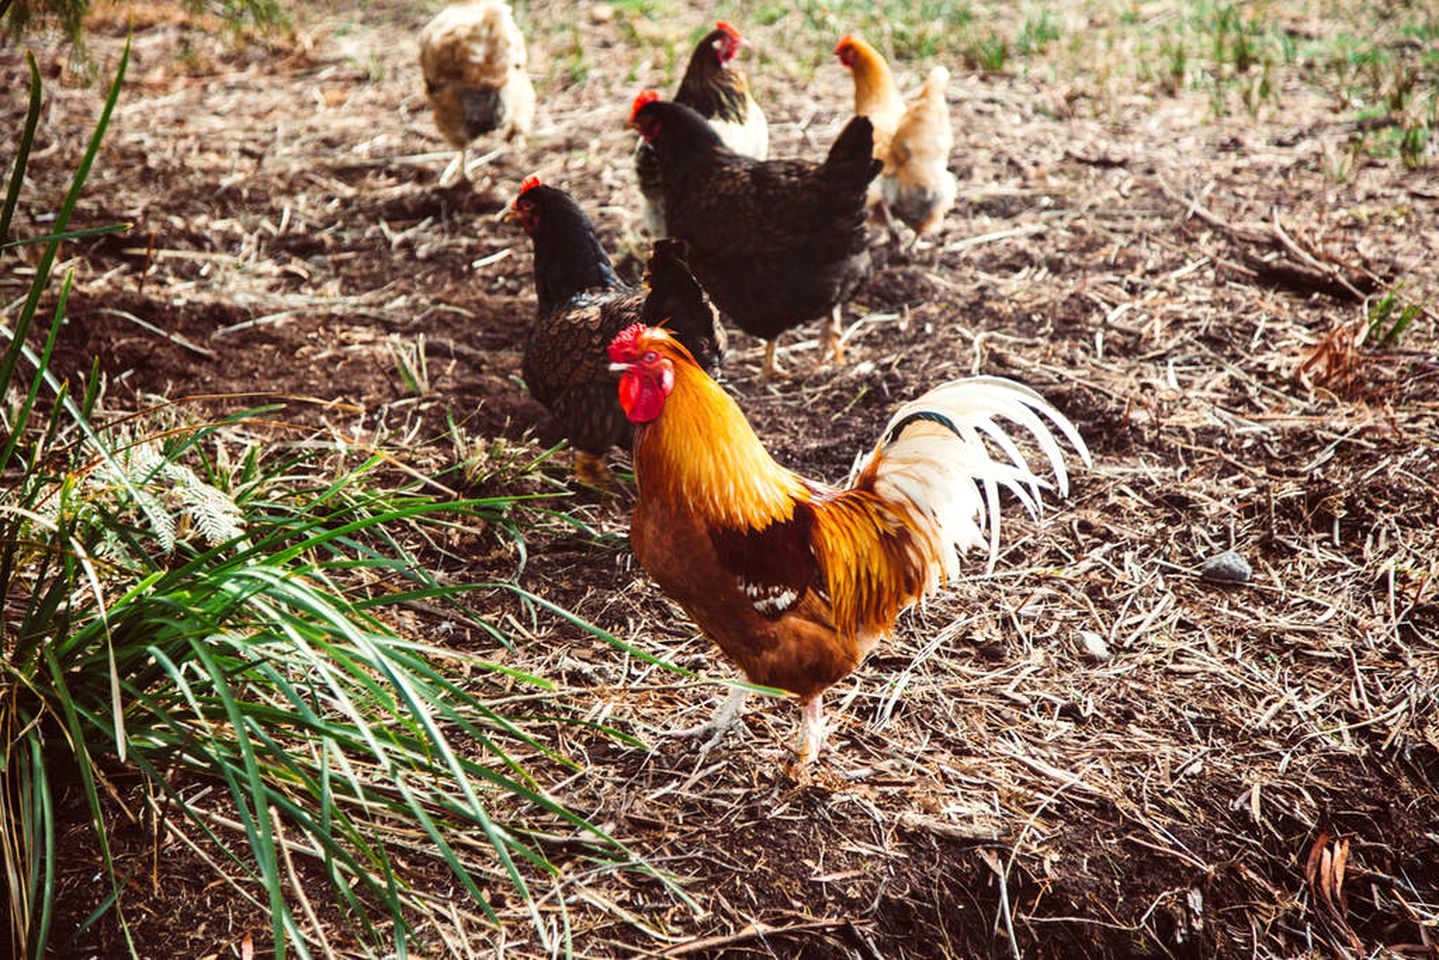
[
  {"left": 95, "top": 307, "right": 217, "bottom": 358},
  {"left": 271, "top": 807, "right": 340, "bottom": 960},
  {"left": 980, "top": 848, "right": 1023, "bottom": 960},
  {"left": 661, "top": 918, "right": 853, "bottom": 957},
  {"left": 944, "top": 222, "right": 1049, "bottom": 253}
]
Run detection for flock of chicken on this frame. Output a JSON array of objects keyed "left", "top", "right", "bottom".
[{"left": 419, "top": 2, "right": 1091, "bottom": 765}]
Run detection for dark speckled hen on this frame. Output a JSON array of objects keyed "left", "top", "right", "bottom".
[{"left": 505, "top": 177, "right": 724, "bottom": 483}]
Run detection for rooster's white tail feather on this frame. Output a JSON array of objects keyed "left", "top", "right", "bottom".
[{"left": 853, "top": 375, "right": 1090, "bottom": 579}]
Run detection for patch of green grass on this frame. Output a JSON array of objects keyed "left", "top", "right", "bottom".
[
  {"left": 1, "top": 45, "right": 672, "bottom": 957},
  {"left": 962, "top": 28, "right": 1011, "bottom": 72},
  {"left": 4, "top": 0, "right": 288, "bottom": 63},
  {"left": 1366, "top": 286, "right": 1425, "bottom": 347},
  {"left": 1016, "top": 9, "right": 1061, "bottom": 57},
  {"left": 389, "top": 333, "right": 429, "bottom": 396},
  {"left": 1159, "top": 36, "right": 1188, "bottom": 94}
]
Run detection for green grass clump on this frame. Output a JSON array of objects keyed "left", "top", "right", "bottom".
[{"left": 1, "top": 41, "right": 659, "bottom": 960}]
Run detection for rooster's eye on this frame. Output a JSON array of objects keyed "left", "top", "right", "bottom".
[{"left": 642, "top": 351, "right": 658, "bottom": 363}]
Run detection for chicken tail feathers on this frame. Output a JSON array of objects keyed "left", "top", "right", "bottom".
[
  {"left": 641, "top": 240, "right": 726, "bottom": 374},
  {"left": 822, "top": 115, "right": 883, "bottom": 188},
  {"left": 852, "top": 376, "right": 1091, "bottom": 579}
]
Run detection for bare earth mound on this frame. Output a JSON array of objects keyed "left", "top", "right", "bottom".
[{"left": 4, "top": 1, "right": 1436, "bottom": 956}]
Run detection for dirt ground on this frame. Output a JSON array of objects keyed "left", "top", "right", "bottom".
[{"left": 4, "top": 1, "right": 1439, "bottom": 957}]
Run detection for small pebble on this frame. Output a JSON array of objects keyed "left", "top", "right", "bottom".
[
  {"left": 1198, "top": 550, "right": 1252, "bottom": 583},
  {"left": 589, "top": 3, "right": 614, "bottom": 23},
  {"left": 1077, "top": 630, "right": 1111, "bottom": 662}
]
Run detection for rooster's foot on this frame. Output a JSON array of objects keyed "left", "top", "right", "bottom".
[{"left": 667, "top": 685, "right": 748, "bottom": 751}]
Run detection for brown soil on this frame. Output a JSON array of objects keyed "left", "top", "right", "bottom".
[{"left": 4, "top": 2, "right": 1437, "bottom": 958}]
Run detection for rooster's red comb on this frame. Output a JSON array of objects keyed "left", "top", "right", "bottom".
[
  {"left": 517, "top": 175, "right": 542, "bottom": 198},
  {"left": 716, "top": 21, "right": 741, "bottom": 40},
  {"left": 609, "top": 323, "right": 652, "bottom": 363},
  {"left": 630, "top": 90, "right": 661, "bottom": 123}
]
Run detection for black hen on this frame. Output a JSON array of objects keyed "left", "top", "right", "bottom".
[
  {"left": 506, "top": 177, "right": 724, "bottom": 483},
  {"left": 630, "top": 95, "right": 880, "bottom": 375}
]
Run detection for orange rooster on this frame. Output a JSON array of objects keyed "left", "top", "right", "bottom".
[
  {"left": 609, "top": 324, "right": 1089, "bottom": 763},
  {"left": 419, "top": 1, "right": 535, "bottom": 187},
  {"left": 835, "top": 35, "right": 957, "bottom": 243}
]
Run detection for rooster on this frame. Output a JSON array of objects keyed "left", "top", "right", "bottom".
[
  {"left": 835, "top": 35, "right": 957, "bottom": 243},
  {"left": 419, "top": 1, "right": 535, "bottom": 188},
  {"left": 635, "top": 21, "right": 769, "bottom": 236},
  {"left": 506, "top": 178, "right": 723, "bottom": 484},
  {"left": 630, "top": 93, "right": 880, "bottom": 375},
  {"left": 609, "top": 324, "right": 1089, "bottom": 763}
]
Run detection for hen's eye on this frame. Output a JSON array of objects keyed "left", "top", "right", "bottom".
[{"left": 642, "top": 351, "right": 658, "bottom": 363}]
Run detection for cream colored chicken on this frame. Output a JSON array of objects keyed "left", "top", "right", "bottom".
[
  {"left": 835, "top": 36, "right": 957, "bottom": 244},
  {"left": 419, "top": 1, "right": 534, "bottom": 187}
]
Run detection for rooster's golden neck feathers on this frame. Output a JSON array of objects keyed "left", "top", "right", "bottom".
[{"left": 622, "top": 329, "right": 809, "bottom": 532}]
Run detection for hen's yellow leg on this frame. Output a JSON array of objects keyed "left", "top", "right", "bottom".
[
  {"left": 573, "top": 451, "right": 613, "bottom": 487},
  {"left": 822, "top": 307, "right": 846, "bottom": 367}
]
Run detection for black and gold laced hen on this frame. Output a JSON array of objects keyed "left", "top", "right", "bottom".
[{"left": 507, "top": 177, "right": 725, "bottom": 483}]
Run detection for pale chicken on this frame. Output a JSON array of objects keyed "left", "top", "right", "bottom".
[
  {"left": 835, "top": 35, "right": 957, "bottom": 243},
  {"left": 419, "top": 1, "right": 535, "bottom": 187}
]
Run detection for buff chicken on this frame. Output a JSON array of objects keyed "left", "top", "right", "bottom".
[
  {"left": 419, "top": 1, "right": 535, "bottom": 187},
  {"left": 835, "top": 35, "right": 957, "bottom": 243},
  {"left": 609, "top": 324, "right": 1089, "bottom": 764},
  {"left": 635, "top": 21, "right": 769, "bottom": 236},
  {"left": 506, "top": 178, "right": 724, "bottom": 484}
]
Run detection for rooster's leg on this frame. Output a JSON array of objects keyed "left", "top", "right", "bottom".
[
  {"left": 822, "top": 306, "right": 846, "bottom": 367},
  {"left": 573, "top": 451, "right": 613, "bottom": 487},
  {"left": 668, "top": 684, "right": 748, "bottom": 749},
  {"left": 794, "top": 695, "right": 827, "bottom": 765}
]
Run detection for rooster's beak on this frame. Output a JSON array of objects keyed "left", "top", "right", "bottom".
[{"left": 608, "top": 362, "right": 631, "bottom": 373}]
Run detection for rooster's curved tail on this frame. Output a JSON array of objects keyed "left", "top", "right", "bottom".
[{"left": 852, "top": 376, "right": 1091, "bottom": 580}]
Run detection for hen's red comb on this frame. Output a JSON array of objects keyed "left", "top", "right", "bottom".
[
  {"left": 517, "top": 175, "right": 542, "bottom": 197},
  {"left": 630, "top": 90, "right": 661, "bottom": 122},
  {"left": 608, "top": 323, "right": 651, "bottom": 363},
  {"left": 834, "top": 34, "right": 855, "bottom": 54},
  {"left": 716, "top": 21, "right": 741, "bottom": 40}
]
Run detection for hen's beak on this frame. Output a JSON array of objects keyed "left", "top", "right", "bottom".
[{"left": 499, "top": 205, "right": 520, "bottom": 223}]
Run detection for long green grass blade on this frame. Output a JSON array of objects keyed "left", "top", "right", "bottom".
[
  {"left": 0, "top": 222, "right": 129, "bottom": 251},
  {"left": 0, "top": 269, "right": 75, "bottom": 478},
  {"left": 0, "top": 52, "right": 41, "bottom": 246},
  {"left": 0, "top": 39, "right": 128, "bottom": 414}
]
